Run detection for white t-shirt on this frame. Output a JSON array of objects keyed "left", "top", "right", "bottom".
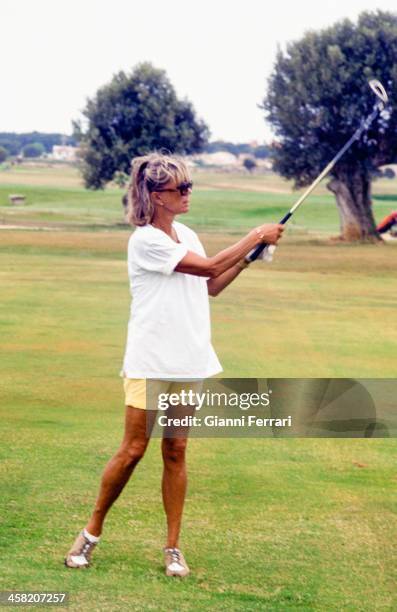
[{"left": 121, "top": 221, "right": 223, "bottom": 379}]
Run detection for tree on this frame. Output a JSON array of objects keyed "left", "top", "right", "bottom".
[
  {"left": 243, "top": 157, "right": 257, "bottom": 173},
  {"left": 382, "top": 167, "right": 395, "bottom": 179},
  {"left": 263, "top": 11, "right": 397, "bottom": 241},
  {"left": 253, "top": 145, "right": 270, "bottom": 159},
  {"left": 204, "top": 141, "right": 253, "bottom": 155},
  {"left": 74, "top": 63, "right": 210, "bottom": 189},
  {"left": 22, "top": 142, "right": 45, "bottom": 158},
  {"left": 0, "top": 146, "right": 8, "bottom": 163},
  {"left": 113, "top": 170, "right": 129, "bottom": 188},
  {"left": 0, "top": 132, "right": 75, "bottom": 155}
]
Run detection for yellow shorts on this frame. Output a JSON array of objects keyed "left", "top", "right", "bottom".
[{"left": 123, "top": 378, "right": 203, "bottom": 410}]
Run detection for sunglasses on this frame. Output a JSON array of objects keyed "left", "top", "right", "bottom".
[{"left": 154, "top": 181, "right": 193, "bottom": 196}]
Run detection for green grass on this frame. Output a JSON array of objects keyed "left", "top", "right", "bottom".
[
  {"left": 1, "top": 228, "right": 396, "bottom": 377},
  {"left": 1, "top": 409, "right": 396, "bottom": 610},
  {"left": 1, "top": 165, "right": 397, "bottom": 610},
  {"left": 1, "top": 165, "right": 395, "bottom": 232}
]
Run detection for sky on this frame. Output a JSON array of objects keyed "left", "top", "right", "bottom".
[{"left": 1, "top": 0, "right": 396, "bottom": 143}]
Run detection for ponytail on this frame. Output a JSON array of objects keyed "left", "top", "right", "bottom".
[{"left": 126, "top": 156, "right": 154, "bottom": 226}]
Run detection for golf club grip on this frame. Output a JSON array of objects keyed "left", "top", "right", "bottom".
[{"left": 247, "top": 211, "right": 292, "bottom": 262}]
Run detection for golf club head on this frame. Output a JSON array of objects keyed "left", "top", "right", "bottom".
[{"left": 369, "top": 79, "right": 388, "bottom": 110}]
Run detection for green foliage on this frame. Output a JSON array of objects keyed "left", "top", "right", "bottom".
[
  {"left": 383, "top": 167, "right": 395, "bottom": 179},
  {"left": 263, "top": 11, "right": 397, "bottom": 187},
  {"left": 0, "top": 146, "right": 8, "bottom": 163},
  {"left": 0, "top": 132, "right": 74, "bottom": 155},
  {"left": 243, "top": 157, "right": 257, "bottom": 172},
  {"left": 205, "top": 140, "right": 251, "bottom": 155},
  {"left": 112, "top": 170, "right": 129, "bottom": 188},
  {"left": 75, "top": 62, "right": 210, "bottom": 189},
  {"left": 253, "top": 144, "right": 270, "bottom": 159},
  {"left": 22, "top": 142, "right": 45, "bottom": 158},
  {"left": 205, "top": 140, "right": 270, "bottom": 158}
]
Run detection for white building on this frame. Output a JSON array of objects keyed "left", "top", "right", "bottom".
[{"left": 51, "top": 145, "right": 79, "bottom": 162}]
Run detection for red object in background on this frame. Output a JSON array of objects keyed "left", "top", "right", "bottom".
[{"left": 377, "top": 211, "right": 397, "bottom": 233}]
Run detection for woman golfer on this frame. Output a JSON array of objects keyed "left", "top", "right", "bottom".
[{"left": 65, "top": 152, "right": 283, "bottom": 576}]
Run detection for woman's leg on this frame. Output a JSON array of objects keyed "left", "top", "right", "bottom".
[
  {"left": 85, "top": 406, "right": 157, "bottom": 537},
  {"left": 161, "top": 436, "right": 189, "bottom": 548},
  {"left": 160, "top": 397, "right": 194, "bottom": 551}
]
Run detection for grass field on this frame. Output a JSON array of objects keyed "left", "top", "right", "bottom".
[{"left": 1, "top": 164, "right": 396, "bottom": 610}]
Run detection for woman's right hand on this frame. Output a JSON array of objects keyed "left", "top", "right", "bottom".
[{"left": 251, "top": 223, "right": 284, "bottom": 245}]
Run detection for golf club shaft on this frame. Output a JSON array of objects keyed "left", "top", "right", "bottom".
[{"left": 246, "top": 104, "right": 381, "bottom": 263}]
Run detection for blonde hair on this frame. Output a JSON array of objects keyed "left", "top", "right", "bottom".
[{"left": 126, "top": 152, "right": 190, "bottom": 226}]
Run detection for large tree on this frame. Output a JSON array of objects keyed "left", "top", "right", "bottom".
[
  {"left": 263, "top": 11, "right": 397, "bottom": 241},
  {"left": 0, "top": 146, "right": 8, "bottom": 163},
  {"left": 22, "top": 142, "right": 45, "bottom": 158},
  {"left": 74, "top": 63, "right": 209, "bottom": 189}
]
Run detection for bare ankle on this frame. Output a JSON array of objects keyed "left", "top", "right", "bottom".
[
  {"left": 166, "top": 538, "right": 179, "bottom": 548},
  {"left": 85, "top": 523, "right": 102, "bottom": 538}
]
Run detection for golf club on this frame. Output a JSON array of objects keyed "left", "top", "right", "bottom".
[{"left": 246, "top": 79, "right": 389, "bottom": 263}]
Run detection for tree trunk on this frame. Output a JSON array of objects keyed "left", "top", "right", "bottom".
[{"left": 327, "top": 169, "right": 381, "bottom": 242}]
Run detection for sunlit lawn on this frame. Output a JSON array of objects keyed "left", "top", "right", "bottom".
[{"left": 0, "top": 164, "right": 396, "bottom": 610}]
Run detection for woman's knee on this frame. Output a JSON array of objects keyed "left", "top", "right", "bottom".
[
  {"left": 162, "top": 439, "right": 188, "bottom": 465},
  {"left": 118, "top": 440, "right": 148, "bottom": 468}
]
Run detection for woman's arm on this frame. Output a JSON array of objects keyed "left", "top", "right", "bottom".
[
  {"left": 207, "top": 261, "right": 247, "bottom": 296},
  {"left": 174, "top": 224, "right": 283, "bottom": 278}
]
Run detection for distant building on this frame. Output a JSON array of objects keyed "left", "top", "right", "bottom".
[
  {"left": 51, "top": 145, "right": 79, "bottom": 162},
  {"left": 191, "top": 151, "right": 238, "bottom": 167}
]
